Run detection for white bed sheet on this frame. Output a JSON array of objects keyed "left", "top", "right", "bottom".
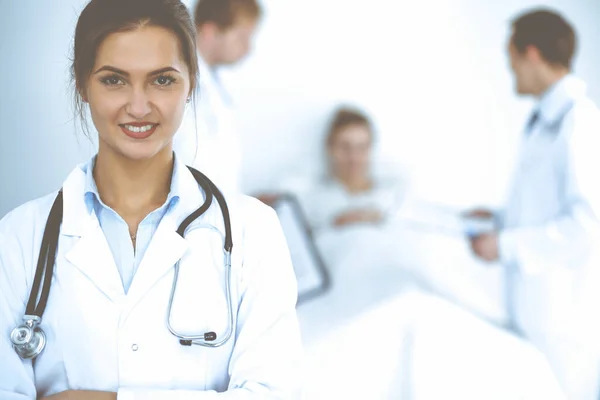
[{"left": 295, "top": 223, "right": 565, "bottom": 399}]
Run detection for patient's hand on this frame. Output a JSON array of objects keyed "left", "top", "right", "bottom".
[
  {"left": 254, "top": 193, "right": 282, "bottom": 206},
  {"left": 41, "top": 391, "right": 117, "bottom": 400},
  {"left": 469, "top": 232, "right": 499, "bottom": 262},
  {"left": 333, "top": 209, "right": 383, "bottom": 227}
]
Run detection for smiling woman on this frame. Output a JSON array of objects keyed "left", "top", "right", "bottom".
[
  {"left": 87, "top": 26, "right": 191, "bottom": 159},
  {"left": 0, "top": 0, "right": 302, "bottom": 399}
]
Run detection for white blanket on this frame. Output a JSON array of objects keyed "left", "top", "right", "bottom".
[{"left": 296, "top": 222, "right": 565, "bottom": 399}]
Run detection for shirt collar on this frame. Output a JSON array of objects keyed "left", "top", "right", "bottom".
[
  {"left": 536, "top": 74, "right": 587, "bottom": 125},
  {"left": 196, "top": 50, "right": 231, "bottom": 103},
  {"left": 197, "top": 51, "right": 216, "bottom": 84}
]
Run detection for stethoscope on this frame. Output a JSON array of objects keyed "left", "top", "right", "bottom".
[{"left": 10, "top": 166, "right": 234, "bottom": 359}]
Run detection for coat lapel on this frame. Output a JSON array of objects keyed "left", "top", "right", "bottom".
[
  {"left": 58, "top": 157, "right": 230, "bottom": 324},
  {"left": 64, "top": 219, "right": 126, "bottom": 303},
  {"left": 122, "top": 215, "right": 188, "bottom": 319},
  {"left": 121, "top": 159, "right": 208, "bottom": 320},
  {"left": 60, "top": 163, "right": 126, "bottom": 303}
]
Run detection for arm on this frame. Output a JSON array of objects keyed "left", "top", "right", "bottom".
[
  {"left": 0, "top": 198, "right": 114, "bottom": 400},
  {"left": 498, "top": 106, "right": 600, "bottom": 274},
  {"left": 117, "top": 204, "right": 303, "bottom": 399},
  {"left": 332, "top": 209, "right": 382, "bottom": 226},
  {"left": 462, "top": 208, "right": 504, "bottom": 228}
]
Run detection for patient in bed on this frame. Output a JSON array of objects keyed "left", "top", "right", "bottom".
[{"left": 300, "top": 106, "right": 404, "bottom": 231}]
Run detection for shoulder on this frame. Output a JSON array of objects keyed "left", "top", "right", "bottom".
[
  {"left": 373, "top": 174, "right": 407, "bottom": 194},
  {"left": 561, "top": 96, "right": 600, "bottom": 144},
  {"left": 226, "top": 193, "right": 280, "bottom": 231},
  {"left": 373, "top": 175, "right": 401, "bottom": 189},
  {"left": 575, "top": 95, "right": 600, "bottom": 113},
  {"left": 0, "top": 191, "right": 59, "bottom": 284},
  {"left": 224, "top": 194, "right": 292, "bottom": 272},
  {"left": 303, "top": 178, "right": 343, "bottom": 201},
  {"left": 0, "top": 191, "right": 58, "bottom": 240},
  {"left": 225, "top": 193, "right": 290, "bottom": 252},
  {"left": 565, "top": 96, "right": 600, "bottom": 130}
]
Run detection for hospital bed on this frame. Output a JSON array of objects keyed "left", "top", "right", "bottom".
[{"left": 275, "top": 203, "right": 566, "bottom": 399}]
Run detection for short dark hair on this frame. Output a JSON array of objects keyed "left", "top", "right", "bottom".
[
  {"left": 511, "top": 8, "right": 576, "bottom": 69},
  {"left": 326, "top": 107, "right": 373, "bottom": 147},
  {"left": 72, "top": 0, "right": 198, "bottom": 136},
  {"left": 194, "top": 0, "right": 262, "bottom": 29}
]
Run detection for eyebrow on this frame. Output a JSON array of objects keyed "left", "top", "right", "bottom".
[{"left": 93, "top": 65, "right": 181, "bottom": 76}]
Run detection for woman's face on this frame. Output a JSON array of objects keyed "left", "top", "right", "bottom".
[
  {"left": 328, "top": 124, "right": 372, "bottom": 182},
  {"left": 84, "top": 25, "right": 191, "bottom": 161}
]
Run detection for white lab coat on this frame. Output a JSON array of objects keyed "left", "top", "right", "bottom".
[
  {"left": 173, "top": 53, "right": 242, "bottom": 195},
  {"left": 0, "top": 159, "right": 302, "bottom": 399},
  {"left": 498, "top": 75, "right": 600, "bottom": 399}
]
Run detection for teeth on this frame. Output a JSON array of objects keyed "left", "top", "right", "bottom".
[{"left": 124, "top": 124, "right": 154, "bottom": 133}]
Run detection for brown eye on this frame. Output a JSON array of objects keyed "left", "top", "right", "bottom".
[
  {"left": 154, "top": 75, "right": 176, "bottom": 86},
  {"left": 100, "top": 75, "right": 124, "bottom": 86}
]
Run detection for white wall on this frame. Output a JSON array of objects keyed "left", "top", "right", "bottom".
[
  {"left": 1, "top": 0, "right": 599, "bottom": 217},
  {"left": 226, "top": 0, "right": 600, "bottom": 207},
  {"left": 0, "top": 0, "right": 95, "bottom": 218}
]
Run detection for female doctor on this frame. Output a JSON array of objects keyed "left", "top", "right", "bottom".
[{"left": 0, "top": 0, "right": 302, "bottom": 399}]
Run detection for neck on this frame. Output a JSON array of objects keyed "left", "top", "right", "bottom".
[
  {"left": 535, "top": 68, "right": 569, "bottom": 98},
  {"left": 93, "top": 146, "right": 174, "bottom": 216},
  {"left": 196, "top": 34, "right": 218, "bottom": 68},
  {"left": 339, "top": 175, "right": 371, "bottom": 193}
]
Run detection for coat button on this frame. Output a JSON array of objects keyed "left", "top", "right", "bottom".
[{"left": 131, "top": 344, "right": 139, "bottom": 351}]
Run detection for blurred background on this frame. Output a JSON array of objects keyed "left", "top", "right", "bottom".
[
  {"left": 2, "top": 0, "right": 600, "bottom": 399},
  {"left": 2, "top": 0, "right": 598, "bottom": 217}
]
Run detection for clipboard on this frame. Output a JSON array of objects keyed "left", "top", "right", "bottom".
[{"left": 270, "top": 194, "right": 331, "bottom": 305}]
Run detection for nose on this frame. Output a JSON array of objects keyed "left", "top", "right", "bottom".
[{"left": 126, "top": 88, "right": 152, "bottom": 119}]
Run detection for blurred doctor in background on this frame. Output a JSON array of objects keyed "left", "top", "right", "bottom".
[
  {"left": 174, "top": 0, "right": 261, "bottom": 194},
  {"left": 465, "top": 8, "right": 600, "bottom": 399},
  {"left": 300, "top": 107, "right": 405, "bottom": 231}
]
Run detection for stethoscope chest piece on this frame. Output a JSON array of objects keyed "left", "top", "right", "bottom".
[{"left": 11, "top": 315, "right": 46, "bottom": 359}]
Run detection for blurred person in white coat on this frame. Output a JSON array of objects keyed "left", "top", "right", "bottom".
[
  {"left": 174, "top": 0, "right": 261, "bottom": 194},
  {"left": 465, "top": 8, "right": 600, "bottom": 399}
]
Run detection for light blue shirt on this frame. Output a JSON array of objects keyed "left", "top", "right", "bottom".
[{"left": 83, "top": 157, "right": 182, "bottom": 293}]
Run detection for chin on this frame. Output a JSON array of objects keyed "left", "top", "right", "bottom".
[
  {"left": 515, "top": 85, "right": 527, "bottom": 95},
  {"left": 227, "top": 52, "right": 249, "bottom": 65},
  {"left": 117, "top": 141, "right": 169, "bottom": 162},
  {"left": 514, "top": 81, "right": 533, "bottom": 96}
]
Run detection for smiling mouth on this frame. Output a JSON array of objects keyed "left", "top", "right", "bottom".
[
  {"left": 119, "top": 123, "right": 159, "bottom": 139},
  {"left": 119, "top": 123, "right": 158, "bottom": 133}
]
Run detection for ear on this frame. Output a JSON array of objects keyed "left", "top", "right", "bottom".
[
  {"left": 76, "top": 83, "right": 88, "bottom": 103},
  {"left": 525, "top": 45, "right": 543, "bottom": 63},
  {"left": 198, "top": 22, "right": 221, "bottom": 40}
]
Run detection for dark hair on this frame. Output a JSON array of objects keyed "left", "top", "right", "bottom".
[
  {"left": 194, "top": 0, "right": 262, "bottom": 29},
  {"left": 72, "top": 0, "right": 198, "bottom": 137},
  {"left": 511, "top": 8, "right": 576, "bottom": 69},
  {"left": 326, "top": 107, "right": 373, "bottom": 147}
]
